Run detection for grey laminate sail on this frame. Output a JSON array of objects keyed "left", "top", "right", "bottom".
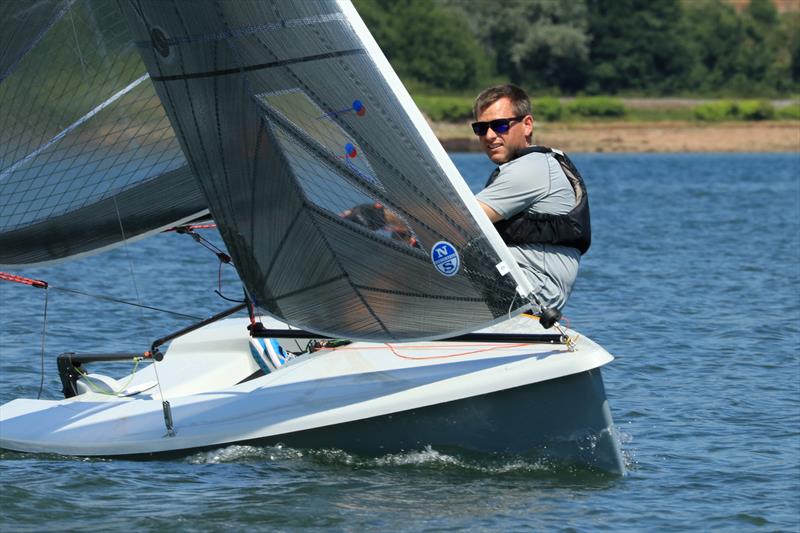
[
  {"left": 0, "top": 0, "right": 206, "bottom": 266},
  {"left": 120, "top": 0, "right": 534, "bottom": 341}
]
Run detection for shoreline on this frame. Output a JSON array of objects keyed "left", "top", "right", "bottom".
[{"left": 433, "top": 120, "right": 800, "bottom": 153}]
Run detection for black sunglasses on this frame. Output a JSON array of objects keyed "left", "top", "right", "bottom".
[{"left": 471, "top": 115, "right": 526, "bottom": 136}]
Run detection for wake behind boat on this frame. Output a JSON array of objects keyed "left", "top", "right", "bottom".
[{"left": 0, "top": 314, "right": 624, "bottom": 473}]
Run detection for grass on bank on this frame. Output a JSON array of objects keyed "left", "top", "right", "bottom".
[{"left": 412, "top": 95, "right": 800, "bottom": 123}]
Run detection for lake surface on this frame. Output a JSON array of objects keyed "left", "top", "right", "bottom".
[{"left": 1, "top": 153, "right": 798, "bottom": 531}]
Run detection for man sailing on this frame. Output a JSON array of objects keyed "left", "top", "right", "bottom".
[
  {"left": 343, "top": 83, "right": 590, "bottom": 315},
  {"left": 472, "top": 84, "right": 591, "bottom": 312}
]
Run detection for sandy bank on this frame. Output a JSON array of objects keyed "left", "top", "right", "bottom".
[{"left": 433, "top": 120, "right": 800, "bottom": 153}]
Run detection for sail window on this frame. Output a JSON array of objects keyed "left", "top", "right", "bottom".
[
  {"left": 256, "top": 89, "right": 383, "bottom": 187},
  {"left": 256, "top": 89, "right": 418, "bottom": 248}
]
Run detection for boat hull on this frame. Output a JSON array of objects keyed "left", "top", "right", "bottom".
[
  {"left": 0, "top": 317, "right": 625, "bottom": 474},
  {"left": 244, "top": 367, "right": 623, "bottom": 473}
]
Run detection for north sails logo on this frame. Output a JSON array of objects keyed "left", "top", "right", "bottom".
[{"left": 431, "top": 241, "right": 460, "bottom": 277}]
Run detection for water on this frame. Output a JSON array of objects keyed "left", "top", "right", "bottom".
[{"left": 1, "top": 153, "right": 798, "bottom": 531}]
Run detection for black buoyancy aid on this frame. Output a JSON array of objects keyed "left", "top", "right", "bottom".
[{"left": 486, "top": 146, "right": 591, "bottom": 255}]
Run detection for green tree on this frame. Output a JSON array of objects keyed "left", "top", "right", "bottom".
[
  {"left": 353, "top": 0, "right": 395, "bottom": 48},
  {"left": 681, "top": 0, "right": 792, "bottom": 95},
  {"left": 746, "top": 0, "right": 778, "bottom": 27},
  {"left": 682, "top": 0, "right": 746, "bottom": 93},
  {"left": 445, "top": 0, "right": 591, "bottom": 93},
  {"left": 790, "top": 13, "right": 800, "bottom": 84},
  {"left": 356, "top": 0, "right": 798, "bottom": 97},
  {"left": 742, "top": 0, "right": 781, "bottom": 93},
  {"left": 354, "top": 0, "right": 490, "bottom": 91},
  {"left": 586, "top": 0, "right": 691, "bottom": 94}
]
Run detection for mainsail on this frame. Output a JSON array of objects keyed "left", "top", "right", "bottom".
[
  {"left": 0, "top": 0, "right": 206, "bottom": 266},
  {"left": 117, "top": 0, "right": 536, "bottom": 341}
]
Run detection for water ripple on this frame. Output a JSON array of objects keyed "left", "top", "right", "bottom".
[{"left": 2, "top": 154, "right": 798, "bottom": 531}]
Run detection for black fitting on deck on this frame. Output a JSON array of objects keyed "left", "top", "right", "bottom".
[
  {"left": 539, "top": 308, "right": 562, "bottom": 329},
  {"left": 247, "top": 321, "right": 268, "bottom": 336},
  {"left": 57, "top": 351, "right": 143, "bottom": 398}
]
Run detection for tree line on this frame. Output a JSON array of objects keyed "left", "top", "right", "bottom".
[{"left": 354, "top": 0, "right": 800, "bottom": 96}]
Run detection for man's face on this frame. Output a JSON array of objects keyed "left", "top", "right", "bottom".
[{"left": 476, "top": 97, "right": 533, "bottom": 165}]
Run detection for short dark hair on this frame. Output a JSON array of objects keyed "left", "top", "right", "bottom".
[{"left": 473, "top": 84, "right": 532, "bottom": 120}]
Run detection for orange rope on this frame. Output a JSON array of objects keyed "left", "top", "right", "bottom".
[
  {"left": 327, "top": 343, "right": 514, "bottom": 351},
  {"left": 385, "top": 342, "right": 529, "bottom": 360}
]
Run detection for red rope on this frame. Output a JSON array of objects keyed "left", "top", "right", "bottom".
[
  {"left": 164, "top": 223, "right": 217, "bottom": 232},
  {"left": 0, "top": 272, "right": 48, "bottom": 289},
  {"left": 186, "top": 223, "right": 217, "bottom": 230}
]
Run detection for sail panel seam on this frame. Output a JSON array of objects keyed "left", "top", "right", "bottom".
[
  {"left": 168, "top": 0, "right": 224, "bottom": 229},
  {"left": 149, "top": 49, "right": 365, "bottom": 82},
  {"left": 132, "top": 13, "right": 347, "bottom": 47},
  {"left": 263, "top": 208, "right": 305, "bottom": 283},
  {"left": 302, "top": 204, "right": 392, "bottom": 337},
  {"left": 353, "top": 285, "right": 485, "bottom": 303},
  {"left": 264, "top": 274, "right": 348, "bottom": 303},
  {"left": 305, "top": 203, "right": 428, "bottom": 260}
]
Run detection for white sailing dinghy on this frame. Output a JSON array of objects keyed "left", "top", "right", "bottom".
[{"left": 0, "top": 1, "right": 624, "bottom": 473}]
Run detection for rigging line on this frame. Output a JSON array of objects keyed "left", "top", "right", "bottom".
[
  {"left": 195, "top": 233, "right": 228, "bottom": 257},
  {"left": 113, "top": 197, "right": 147, "bottom": 327},
  {"left": 67, "top": 5, "right": 86, "bottom": 79},
  {"left": 1, "top": 269, "right": 196, "bottom": 319},
  {"left": 113, "top": 196, "right": 175, "bottom": 437},
  {"left": 213, "top": 262, "right": 242, "bottom": 303},
  {"left": 172, "top": 227, "right": 235, "bottom": 299},
  {"left": 0, "top": 72, "right": 150, "bottom": 182},
  {"left": 186, "top": 232, "right": 226, "bottom": 257},
  {"left": 113, "top": 197, "right": 170, "bottom": 420},
  {"left": 50, "top": 287, "right": 201, "bottom": 320},
  {"left": 507, "top": 290, "right": 519, "bottom": 319},
  {"left": 74, "top": 358, "right": 141, "bottom": 396},
  {"left": 36, "top": 286, "right": 49, "bottom": 400}
]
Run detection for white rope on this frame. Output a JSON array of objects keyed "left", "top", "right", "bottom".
[{"left": 112, "top": 198, "right": 172, "bottom": 433}]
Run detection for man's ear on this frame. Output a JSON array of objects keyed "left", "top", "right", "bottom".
[{"left": 524, "top": 114, "right": 534, "bottom": 141}]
